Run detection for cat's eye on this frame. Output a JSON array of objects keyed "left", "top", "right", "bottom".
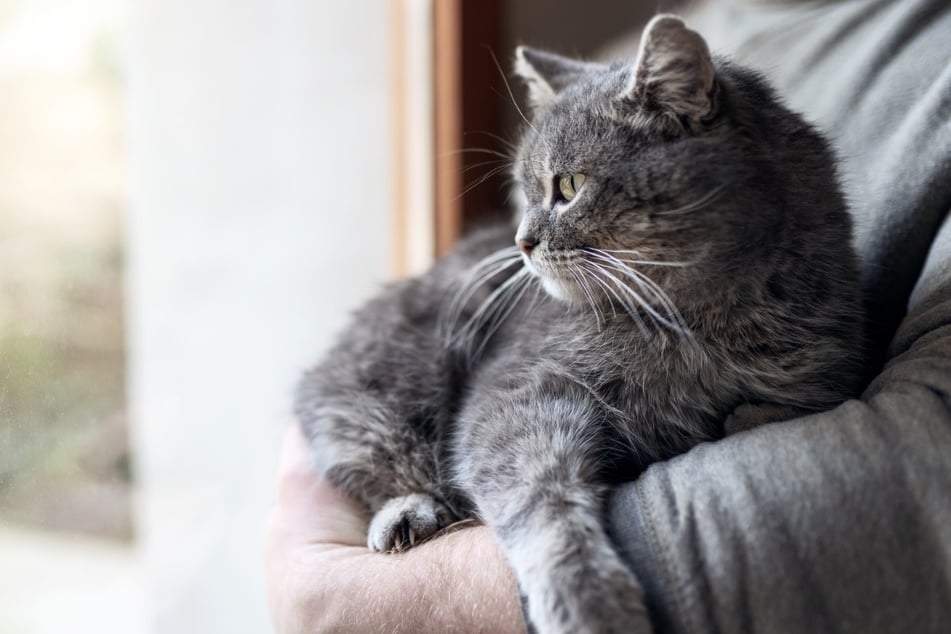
[{"left": 558, "top": 173, "right": 586, "bottom": 202}]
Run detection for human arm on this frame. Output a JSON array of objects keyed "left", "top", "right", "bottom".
[
  {"left": 264, "top": 423, "right": 527, "bottom": 634},
  {"left": 607, "top": 212, "right": 951, "bottom": 633}
]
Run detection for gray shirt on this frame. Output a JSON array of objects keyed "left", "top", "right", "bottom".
[{"left": 608, "top": 1, "right": 951, "bottom": 631}]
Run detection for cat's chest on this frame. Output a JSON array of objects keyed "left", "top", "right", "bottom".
[{"left": 480, "top": 309, "right": 722, "bottom": 412}]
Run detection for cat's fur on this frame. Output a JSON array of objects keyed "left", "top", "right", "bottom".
[{"left": 295, "top": 15, "right": 864, "bottom": 634}]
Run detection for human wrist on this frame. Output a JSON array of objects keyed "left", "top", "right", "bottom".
[{"left": 324, "top": 526, "right": 525, "bottom": 634}]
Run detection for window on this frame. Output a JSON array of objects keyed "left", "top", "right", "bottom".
[{"left": 0, "top": 0, "right": 138, "bottom": 629}]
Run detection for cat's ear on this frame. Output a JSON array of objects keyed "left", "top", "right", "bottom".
[
  {"left": 624, "top": 15, "right": 718, "bottom": 125},
  {"left": 514, "top": 46, "right": 594, "bottom": 111}
]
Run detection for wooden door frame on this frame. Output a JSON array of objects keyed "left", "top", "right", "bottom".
[
  {"left": 433, "top": 0, "right": 504, "bottom": 256},
  {"left": 391, "top": 0, "right": 504, "bottom": 277}
]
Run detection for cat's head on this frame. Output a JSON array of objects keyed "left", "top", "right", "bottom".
[{"left": 511, "top": 15, "right": 806, "bottom": 317}]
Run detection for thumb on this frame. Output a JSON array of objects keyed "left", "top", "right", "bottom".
[{"left": 270, "top": 422, "right": 368, "bottom": 547}]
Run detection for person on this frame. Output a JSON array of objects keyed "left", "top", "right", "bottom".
[{"left": 266, "top": 0, "right": 951, "bottom": 631}]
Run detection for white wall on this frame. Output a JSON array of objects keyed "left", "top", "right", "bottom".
[{"left": 125, "top": 1, "right": 392, "bottom": 631}]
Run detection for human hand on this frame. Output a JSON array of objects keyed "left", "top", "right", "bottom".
[{"left": 264, "top": 423, "right": 527, "bottom": 634}]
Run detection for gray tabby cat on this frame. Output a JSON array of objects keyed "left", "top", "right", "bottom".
[{"left": 296, "top": 15, "right": 864, "bottom": 634}]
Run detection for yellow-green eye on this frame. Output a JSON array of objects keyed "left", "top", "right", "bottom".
[{"left": 558, "top": 173, "right": 586, "bottom": 201}]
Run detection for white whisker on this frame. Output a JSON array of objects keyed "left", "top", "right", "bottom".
[
  {"left": 613, "top": 257, "right": 696, "bottom": 268},
  {"left": 598, "top": 256, "right": 689, "bottom": 333},
  {"left": 581, "top": 261, "right": 650, "bottom": 337},
  {"left": 441, "top": 247, "right": 522, "bottom": 341},
  {"left": 485, "top": 48, "right": 550, "bottom": 155},
  {"left": 653, "top": 185, "right": 727, "bottom": 216},
  {"left": 452, "top": 267, "right": 531, "bottom": 352},
  {"left": 591, "top": 248, "right": 696, "bottom": 268},
  {"left": 600, "top": 265, "right": 683, "bottom": 333},
  {"left": 582, "top": 250, "right": 692, "bottom": 338},
  {"left": 569, "top": 267, "right": 606, "bottom": 329},
  {"left": 470, "top": 272, "right": 531, "bottom": 362}
]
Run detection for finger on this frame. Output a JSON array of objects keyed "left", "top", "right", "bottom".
[{"left": 270, "top": 422, "right": 368, "bottom": 546}]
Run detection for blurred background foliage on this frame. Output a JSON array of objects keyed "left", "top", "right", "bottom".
[{"left": 0, "top": 0, "right": 129, "bottom": 539}]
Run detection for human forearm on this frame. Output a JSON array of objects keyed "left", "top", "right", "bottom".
[
  {"left": 270, "top": 528, "right": 525, "bottom": 634},
  {"left": 349, "top": 526, "right": 526, "bottom": 634},
  {"left": 265, "top": 425, "right": 526, "bottom": 634}
]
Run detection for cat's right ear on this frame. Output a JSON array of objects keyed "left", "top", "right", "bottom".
[
  {"left": 514, "top": 46, "right": 593, "bottom": 111},
  {"left": 624, "top": 15, "right": 718, "bottom": 127}
]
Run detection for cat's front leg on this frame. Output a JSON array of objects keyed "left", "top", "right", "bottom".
[
  {"left": 295, "top": 386, "right": 458, "bottom": 552},
  {"left": 456, "top": 388, "right": 651, "bottom": 634},
  {"left": 297, "top": 355, "right": 462, "bottom": 553}
]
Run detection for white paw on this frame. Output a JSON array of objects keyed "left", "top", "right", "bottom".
[{"left": 367, "top": 494, "right": 450, "bottom": 552}]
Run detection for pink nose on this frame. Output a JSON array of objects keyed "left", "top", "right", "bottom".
[{"left": 517, "top": 238, "right": 537, "bottom": 256}]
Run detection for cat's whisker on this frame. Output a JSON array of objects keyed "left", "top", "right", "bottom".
[
  {"left": 613, "top": 270, "right": 689, "bottom": 337},
  {"left": 464, "top": 273, "right": 531, "bottom": 364},
  {"left": 468, "top": 269, "right": 529, "bottom": 339},
  {"left": 583, "top": 270, "right": 612, "bottom": 328},
  {"left": 443, "top": 147, "right": 512, "bottom": 160},
  {"left": 624, "top": 273, "right": 687, "bottom": 334},
  {"left": 484, "top": 47, "right": 552, "bottom": 155},
  {"left": 465, "top": 248, "right": 523, "bottom": 271},
  {"left": 456, "top": 163, "right": 519, "bottom": 200},
  {"left": 614, "top": 258, "right": 696, "bottom": 268},
  {"left": 456, "top": 267, "right": 531, "bottom": 344},
  {"left": 583, "top": 254, "right": 688, "bottom": 335},
  {"left": 442, "top": 142, "right": 546, "bottom": 179},
  {"left": 581, "top": 262, "right": 650, "bottom": 338},
  {"left": 599, "top": 266, "right": 684, "bottom": 334},
  {"left": 626, "top": 268, "right": 683, "bottom": 316},
  {"left": 595, "top": 267, "right": 647, "bottom": 334},
  {"left": 463, "top": 130, "right": 521, "bottom": 156},
  {"left": 653, "top": 185, "right": 727, "bottom": 216},
  {"left": 580, "top": 266, "right": 614, "bottom": 327},
  {"left": 470, "top": 272, "right": 532, "bottom": 362},
  {"left": 593, "top": 256, "right": 686, "bottom": 329},
  {"left": 441, "top": 247, "right": 522, "bottom": 340},
  {"left": 602, "top": 257, "right": 690, "bottom": 333},
  {"left": 457, "top": 247, "right": 523, "bottom": 279},
  {"left": 487, "top": 85, "right": 545, "bottom": 151},
  {"left": 584, "top": 250, "right": 685, "bottom": 315},
  {"left": 447, "top": 258, "right": 520, "bottom": 325},
  {"left": 442, "top": 260, "right": 522, "bottom": 340},
  {"left": 462, "top": 159, "right": 514, "bottom": 175},
  {"left": 569, "top": 267, "right": 606, "bottom": 329},
  {"left": 529, "top": 282, "right": 542, "bottom": 306},
  {"left": 595, "top": 248, "right": 646, "bottom": 257},
  {"left": 587, "top": 247, "right": 697, "bottom": 269}
]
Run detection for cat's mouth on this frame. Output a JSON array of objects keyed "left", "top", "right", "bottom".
[{"left": 522, "top": 252, "right": 585, "bottom": 303}]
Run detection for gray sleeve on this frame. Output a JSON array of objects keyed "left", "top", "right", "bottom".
[{"left": 608, "top": 213, "right": 951, "bottom": 634}]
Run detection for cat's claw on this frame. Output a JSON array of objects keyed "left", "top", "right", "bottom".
[{"left": 367, "top": 494, "right": 450, "bottom": 552}]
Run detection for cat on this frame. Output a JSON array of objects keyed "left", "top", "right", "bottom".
[{"left": 295, "top": 15, "right": 864, "bottom": 634}]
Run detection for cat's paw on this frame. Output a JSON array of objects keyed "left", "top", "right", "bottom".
[
  {"left": 525, "top": 557, "right": 651, "bottom": 634},
  {"left": 367, "top": 494, "right": 451, "bottom": 552}
]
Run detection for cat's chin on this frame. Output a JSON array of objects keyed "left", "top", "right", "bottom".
[
  {"left": 539, "top": 276, "right": 577, "bottom": 304},
  {"left": 523, "top": 259, "right": 574, "bottom": 303}
]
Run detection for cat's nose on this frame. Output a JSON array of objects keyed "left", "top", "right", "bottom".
[{"left": 517, "top": 237, "right": 537, "bottom": 257}]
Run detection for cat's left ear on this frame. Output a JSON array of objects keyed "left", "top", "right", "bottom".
[
  {"left": 514, "top": 46, "right": 600, "bottom": 111},
  {"left": 624, "top": 15, "right": 718, "bottom": 126}
]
